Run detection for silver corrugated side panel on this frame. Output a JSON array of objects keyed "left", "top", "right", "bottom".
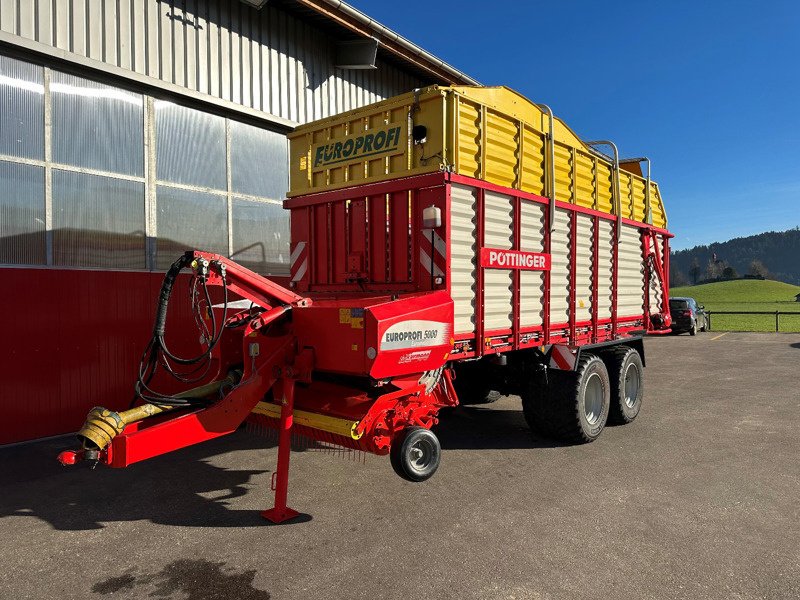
[
  {"left": 549, "top": 208, "right": 571, "bottom": 326},
  {"left": 596, "top": 219, "right": 614, "bottom": 321},
  {"left": 519, "top": 201, "right": 545, "bottom": 327},
  {"left": 450, "top": 183, "right": 476, "bottom": 335},
  {"left": 618, "top": 224, "right": 645, "bottom": 318},
  {"left": 0, "top": 0, "right": 421, "bottom": 125},
  {"left": 483, "top": 190, "right": 513, "bottom": 331},
  {"left": 574, "top": 213, "right": 593, "bottom": 323}
]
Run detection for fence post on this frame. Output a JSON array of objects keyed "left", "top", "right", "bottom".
[
  {"left": 708, "top": 312, "right": 712, "bottom": 331},
  {"left": 776, "top": 311, "right": 779, "bottom": 333}
]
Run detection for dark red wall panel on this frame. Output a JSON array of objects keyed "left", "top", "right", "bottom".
[{"left": 1, "top": 268, "right": 185, "bottom": 445}]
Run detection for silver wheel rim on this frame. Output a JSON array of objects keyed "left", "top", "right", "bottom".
[
  {"left": 583, "top": 372, "right": 604, "bottom": 425},
  {"left": 623, "top": 362, "right": 640, "bottom": 408},
  {"left": 408, "top": 438, "right": 435, "bottom": 473}
]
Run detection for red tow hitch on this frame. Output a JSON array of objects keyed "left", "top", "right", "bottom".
[
  {"left": 57, "top": 448, "right": 104, "bottom": 466},
  {"left": 57, "top": 450, "right": 82, "bottom": 466}
]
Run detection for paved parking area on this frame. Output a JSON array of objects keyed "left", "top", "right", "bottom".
[{"left": 1, "top": 332, "right": 799, "bottom": 599}]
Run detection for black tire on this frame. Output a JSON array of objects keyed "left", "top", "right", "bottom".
[
  {"left": 604, "top": 346, "right": 644, "bottom": 425},
  {"left": 452, "top": 362, "right": 500, "bottom": 405},
  {"left": 700, "top": 318, "right": 706, "bottom": 332},
  {"left": 389, "top": 427, "right": 441, "bottom": 482},
  {"left": 689, "top": 320, "right": 697, "bottom": 336},
  {"left": 521, "top": 354, "right": 611, "bottom": 443},
  {"left": 520, "top": 374, "right": 548, "bottom": 437}
]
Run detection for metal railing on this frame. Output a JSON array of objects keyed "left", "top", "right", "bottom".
[{"left": 707, "top": 311, "right": 800, "bottom": 333}]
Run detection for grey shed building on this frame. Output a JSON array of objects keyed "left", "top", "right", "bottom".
[{"left": 0, "top": 0, "right": 477, "bottom": 444}]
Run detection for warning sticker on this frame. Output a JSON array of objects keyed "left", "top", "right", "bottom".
[{"left": 339, "top": 308, "right": 365, "bottom": 329}]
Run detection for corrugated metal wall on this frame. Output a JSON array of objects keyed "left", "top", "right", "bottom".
[
  {"left": 618, "top": 224, "right": 646, "bottom": 318},
  {"left": 0, "top": 0, "right": 421, "bottom": 124},
  {"left": 519, "top": 201, "right": 545, "bottom": 327},
  {"left": 574, "top": 214, "right": 593, "bottom": 324},
  {"left": 450, "top": 183, "right": 476, "bottom": 335},
  {"left": 549, "top": 208, "right": 571, "bottom": 326},
  {"left": 483, "top": 190, "right": 514, "bottom": 331}
]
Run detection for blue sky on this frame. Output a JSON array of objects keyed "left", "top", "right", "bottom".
[{"left": 351, "top": 0, "right": 800, "bottom": 250}]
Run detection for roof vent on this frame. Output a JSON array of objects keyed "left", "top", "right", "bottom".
[
  {"left": 335, "top": 39, "right": 379, "bottom": 70},
  {"left": 240, "top": 0, "right": 269, "bottom": 9}
]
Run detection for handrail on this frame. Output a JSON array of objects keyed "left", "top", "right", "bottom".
[
  {"left": 586, "top": 140, "right": 621, "bottom": 240},
  {"left": 537, "top": 104, "right": 556, "bottom": 232}
]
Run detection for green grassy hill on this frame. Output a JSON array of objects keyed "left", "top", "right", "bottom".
[{"left": 670, "top": 279, "right": 800, "bottom": 332}]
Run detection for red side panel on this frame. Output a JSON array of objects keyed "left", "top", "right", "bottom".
[{"left": 366, "top": 291, "right": 454, "bottom": 379}]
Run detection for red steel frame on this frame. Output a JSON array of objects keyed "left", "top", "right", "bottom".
[{"left": 283, "top": 171, "right": 672, "bottom": 361}]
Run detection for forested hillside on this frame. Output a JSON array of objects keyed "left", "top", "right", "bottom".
[{"left": 670, "top": 228, "right": 800, "bottom": 286}]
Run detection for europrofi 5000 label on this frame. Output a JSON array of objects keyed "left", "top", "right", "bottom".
[{"left": 380, "top": 320, "right": 451, "bottom": 351}]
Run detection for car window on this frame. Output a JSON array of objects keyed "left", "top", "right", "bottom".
[{"left": 669, "top": 300, "right": 688, "bottom": 310}]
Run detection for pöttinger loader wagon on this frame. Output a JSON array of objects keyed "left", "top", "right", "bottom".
[{"left": 59, "top": 85, "right": 672, "bottom": 522}]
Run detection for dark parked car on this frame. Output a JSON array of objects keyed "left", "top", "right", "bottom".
[{"left": 669, "top": 297, "right": 708, "bottom": 335}]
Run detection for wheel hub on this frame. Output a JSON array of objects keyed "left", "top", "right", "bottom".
[
  {"left": 583, "top": 372, "right": 604, "bottom": 425},
  {"left": 408, "top": 439, "right": 434, "bottom": 472},
  {"left": 623, "top": 363, "right": 640, "bottom": 408}
]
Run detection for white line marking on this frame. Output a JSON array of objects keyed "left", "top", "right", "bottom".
[
  {"left": 290, "top": 241, "right": 306, "bottom": 266},
  {"left": 432, "top": 231, "right": 447, "bottom": 258},
  {"left": 419, "top": 249, "right": 444, "bottom": 277},
  {"left": 291, "top": 259, "right": 307, "bottom": 282}
]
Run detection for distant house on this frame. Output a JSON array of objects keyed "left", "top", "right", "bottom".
[{"left": 795, "top": 293, "right": 800, "bottom": 302}]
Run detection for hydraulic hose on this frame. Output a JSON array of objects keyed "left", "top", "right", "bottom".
[{"left": 134, "top": 252, "right": 230, "bottom": 408}]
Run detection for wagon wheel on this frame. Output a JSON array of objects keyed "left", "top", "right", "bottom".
[{"left": 389, "top": 427, "right": 441, "bottom": 482}]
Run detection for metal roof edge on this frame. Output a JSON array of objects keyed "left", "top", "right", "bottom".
[{"left": 297, "top": 0, "right": 480, "bottom": 86}]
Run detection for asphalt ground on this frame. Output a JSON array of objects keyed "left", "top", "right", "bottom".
[{"left": 1, "top": 332, "right": 799, "bottom": 600}]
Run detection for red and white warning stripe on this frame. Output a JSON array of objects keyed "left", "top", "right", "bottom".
[
  {"left": 290, "top": 241, "right": 307, "bottom": 283},
  {"left": 547, "top": 344, "right": 578, "bottom": 371},
  {"left": 419, "top": 230, "right": 446, "bottom": 278}
]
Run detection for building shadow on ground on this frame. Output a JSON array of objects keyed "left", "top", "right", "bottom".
[
  {"left": 0, "top": 430, "right": 305, "bottom": 531},
  {"left": 1, "top": 402, "right": 563, "bottom": 532}
]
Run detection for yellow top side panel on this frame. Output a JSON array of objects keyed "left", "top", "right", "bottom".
[
  {"left": 448, "top": 86, "right": 587, "bottom": 150},
  {"left": 287, "top": 85, "right": 668, "bottom": 229}
]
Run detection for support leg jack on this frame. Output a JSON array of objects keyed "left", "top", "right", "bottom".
[{"left": 261, "top": 376, "right": 301, "bottom": 524}]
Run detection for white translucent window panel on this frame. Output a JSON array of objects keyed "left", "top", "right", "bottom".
[
  {"left": 155, "top": 101, "right": 226, "bottom": 190},
  {"left": 0, "top": 161, "right": 45, "bottom": 264},
  {"left": 231, "top": 198, "right": 289, "bottom": 276},
  {"left": 51, "top": 71, "right": 143, "bottom": 175},
  {"left": 0, "top": 55, "right": 44, "bottom": 160},
  {"left": 156, "top": 186, "right": 228, "bottom": 269},
  {"left": 230, "top": 121, "right": 288, "bottom": 200},
  {"left": 52, "top": 170, "right": 145, "bottom": 269}
]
